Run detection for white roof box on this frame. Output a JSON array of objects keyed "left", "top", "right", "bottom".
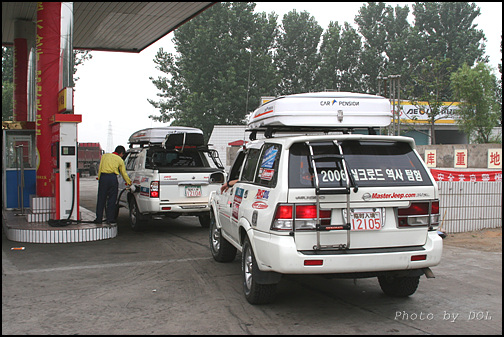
[
  {"left": 128, "top": 127, "right": 203, "bottom": 146},
  {"left": 247, "top": 92, "right": 391, "bottom": 130}
]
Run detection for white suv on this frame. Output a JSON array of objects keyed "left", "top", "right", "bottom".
[
  {"left": 117, "top": 127, "right": 225, "bottom": 231},
  {"left": 208, "top": 92, "right": 442, "bottom": 304}
]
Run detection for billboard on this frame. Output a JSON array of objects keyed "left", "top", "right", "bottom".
[{"left": 397, "top": 101, "right": 460, "bottom": 124}]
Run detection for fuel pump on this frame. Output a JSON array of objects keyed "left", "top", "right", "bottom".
[{"left": 51, "top": 114, "right": 82, "bottom": 220}]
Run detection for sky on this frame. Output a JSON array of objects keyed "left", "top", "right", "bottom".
[{"left": 73, "top": 2, "right": 502, "bottom": 152}]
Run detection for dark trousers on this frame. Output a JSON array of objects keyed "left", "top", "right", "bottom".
[{"left": 96, "top": 173, "right": 118, "bottom": 222}]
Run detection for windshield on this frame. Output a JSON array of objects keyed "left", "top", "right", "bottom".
[
  {"left": 145, "top": 148, "right": 208, "bottom": 169},
  {"left": 289, "top": 140, "right": 432, "bottom": 188}
]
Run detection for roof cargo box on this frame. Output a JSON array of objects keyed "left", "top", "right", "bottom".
[
  {"left": 163, "top": 132, "right": 204, "bottom": 148},
  {"left": 128, "top": 127, "right": 203, "bottom": 146},
  {"left": 247, "top": 92, "right": 391, "bottom": 130}
]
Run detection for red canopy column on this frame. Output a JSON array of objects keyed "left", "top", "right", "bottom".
[
  {"left": 35, "top": 2, "right": 62, "bottom": 197},
  {"left": 13, "top": 21, "right": 29, "bottom": 122}
]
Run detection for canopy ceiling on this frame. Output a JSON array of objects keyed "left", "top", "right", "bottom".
[{"left": 2, "top": 2, "right": 215, "bottom": 52}]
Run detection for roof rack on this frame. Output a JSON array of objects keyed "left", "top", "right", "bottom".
[
  {"left": 246, "top": 126, "right": 379, "bottom": 140},
  {"left": 128, "top": 127, "right": 203, "bottom": 148}
]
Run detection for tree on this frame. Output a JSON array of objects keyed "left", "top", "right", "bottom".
[
  {"left": 148, "top": 2, "right": 278, "bottom": 140},
  {"left": 411, "top": 2, "right": 487, "bottom": 98},
  {"left": 2, "top": 81, "right": 14, "bottom": 122},
  {"left": 451, "top": 62, "right": 500, "bottom": 143},
  {"left": 2, "top": 46, "right": 14, "bottom": 121},
  {"left": 274, "top": 9, "right": 323, "bottom": 95},
  {"left": 2, "top": 46, "right": 13, "bottom": 82},
  {"left": 317, "top": 21, "right": 362, "bottom": 92},
  {"left": 355, "top": 2, "right": 411, "bottom": 94},
  {"left": 409, "top": 57, "right": 455, "bottom": 144},
  {"left": 73, "top": 50, "right": 93, "bottom": 84},
  {"left": 496, "top": 36, "right": 502, "bottom": 126},
  {"left": 2, "top": 46, "right": 91, "bottom": 121},
  {"left": 381, "top": 4, "right": 412, "bottom": 80},
  {"left": 355, "top": 2, "right": 388, "bottom": 94},
  {"left": 413, "top": 2, "right": 487, "bottom": 69}
]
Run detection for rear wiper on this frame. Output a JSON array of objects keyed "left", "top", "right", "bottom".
[{"left": 347, "top": 165, "right": 358, "bottom": 193}]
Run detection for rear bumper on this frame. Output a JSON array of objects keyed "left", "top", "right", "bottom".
[
  {"left": 141, "top": 202, "right": 210, "bottom": 214},
  {"left": 121, "top": 194, "right": 211, "bottom": 214},
  {"left": 253, "top": 231, "right": 443, "bottom": 275}
]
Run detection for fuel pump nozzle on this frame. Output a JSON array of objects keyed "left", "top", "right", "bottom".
[{"left": 65, "top": 162, "right": 72, "bottom": 181}]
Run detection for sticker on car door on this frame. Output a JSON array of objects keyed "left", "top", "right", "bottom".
[{"left": 232, "top": 187, "right": 244, "bottom": 221}]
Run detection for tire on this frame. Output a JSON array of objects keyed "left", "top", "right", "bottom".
[
  {"left": 199, "top": 213, "right": 211, "bottom": 228},
  {"left": 378, "top": 275, "right": 420, "bottom": 297},
  {"left": 129, "top": 197, "right": 146, "bottom": 232},
  {"left": 242, "top": 237, "right": 277, "bottom": 304},
  {"left": 209, "top": 211, "right": 236, "bottom": 262}
]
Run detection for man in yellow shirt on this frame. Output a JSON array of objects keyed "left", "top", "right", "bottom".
[{"left": 94, "top": 145, "right": 132, "bottom": 224}]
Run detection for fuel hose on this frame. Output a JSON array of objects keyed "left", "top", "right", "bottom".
[{"left": 48, "top": 179, "right": 131, "bottom": 227}]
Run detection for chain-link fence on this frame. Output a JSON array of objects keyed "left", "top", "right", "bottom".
[{"left": 438, "top": 181, "right": 502, "bottom": 233}]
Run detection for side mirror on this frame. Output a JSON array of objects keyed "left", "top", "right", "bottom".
[{"left": 209, "top": 172, "right": 225, "bottom": 184}]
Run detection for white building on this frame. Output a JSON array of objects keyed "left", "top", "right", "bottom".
[{"left": 208, "top": 125, "right": 249, "bottom": 169}]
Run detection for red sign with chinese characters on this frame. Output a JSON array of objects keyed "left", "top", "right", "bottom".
[{"left": 430, "top": 169, "right": 502, "bottom": 182}]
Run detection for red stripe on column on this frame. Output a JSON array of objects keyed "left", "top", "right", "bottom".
[{"left": 36, "top": 2, "right": 62, "bottom": 197}]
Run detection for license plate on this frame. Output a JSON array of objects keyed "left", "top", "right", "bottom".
[
  {"left": 185, "top": 186, "right": 202, "bottom": 197},
  {"left": 342, "top": 208, "right": 383, "bottom": 231}
]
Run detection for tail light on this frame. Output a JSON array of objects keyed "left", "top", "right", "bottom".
[
  {"left": 271, "top": 204, "right": 331, "bottom": 231},
  {"left": 272, "top": 205, "right": 293, "bottom": 230},
  {"left": 150, "top": 181, "right": 159, "bottom": 198},
  {"left": 398, "top": 200, "right": 439, "bottom": 229}
]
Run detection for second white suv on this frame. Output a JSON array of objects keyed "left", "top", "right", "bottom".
[{"left": 117, "top": 127, "right": 225, "bottom": 231}]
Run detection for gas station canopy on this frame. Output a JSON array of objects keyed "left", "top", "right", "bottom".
[{"left": 2, "top": 2, "right": 215, "bottom": 52}]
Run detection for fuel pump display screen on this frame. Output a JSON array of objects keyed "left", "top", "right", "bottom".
[{"left": 61, "top": 146, "right": 76, "bottom": 156}]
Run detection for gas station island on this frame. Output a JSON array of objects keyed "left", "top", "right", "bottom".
[{"left": 2, "top": 2, "right": 214, "bottom": 243}]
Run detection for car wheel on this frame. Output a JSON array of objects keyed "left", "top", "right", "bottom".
[
  {"left": 199, "top": 213, "right": 211, "bottom": 228},
  {"left": 129, "top": 198, "right": 146, "bottom": 231},
  {"left": 242, "top": 237, "right": 277, "bottom": 304},
  {"left": 378, "top": 275, "right": 420, "bottom": 297},
  {"left": 209, "top": 211, "right": 236, "bottom": 262}
]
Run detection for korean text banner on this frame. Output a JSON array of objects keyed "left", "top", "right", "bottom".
[{"left": 430, "top": 169, "right": 502, "bottom": 182}]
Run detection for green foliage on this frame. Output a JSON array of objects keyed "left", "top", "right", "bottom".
[
  {"left": 413, "top": 2, "right": 487, "bottom": 68},
  {"left": 317, "top": 22, "right": 362, "bottom": 92},
  {"left": 2, "top": 46, "right": 91, "bottom": 121},
  {"left": 2, "top": 46, "right": 14, "bottom": 121},
  {"left": 148, "top": 2, "right": 278, "bottom": 140},
  {"left": 274, "top": 10, "right": 323, "bottom": 95},
  {"left": 2, "top": 81, "right": 14, "bottom": 121},
  {"left": 2, "top": 46, "right": 14, "bottom": 83},
  {"left": 73, "top": 50, "right": 93, "bottom": 84},
  {"left": 450, "top": 62, "right": 500, "bottom": 143},
  {"left": 355, "top": 2, "right": 388, "bottom": 93},
  {"left": 148, "top": 1, "right": 493, "bottom": 144},
  {"left": 409, "top": 57, "right": 455, "bottom": 144}
]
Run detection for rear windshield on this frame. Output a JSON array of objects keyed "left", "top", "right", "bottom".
[
  {"left": 289, "top": 140, "right": 432, "bottom": 188},
  {"left": 145, "top": 148, "right": 209, "bottom": 170}
]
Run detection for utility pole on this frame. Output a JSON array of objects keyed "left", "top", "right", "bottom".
[
  {"left": 377, "top": 75, "right": 401, "bottom": 135},
  {"left": 397, "top": 75, "right": 401, "bottom": 135},
  {"left": 388, "top": 75, "right": 401, "bottom": 136},
  {"left": 107, "top": 121, "right": 113, "bottom": 153}
]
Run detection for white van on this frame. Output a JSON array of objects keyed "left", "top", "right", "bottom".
[
  {"left": 117, "top": 127, "right": 225, "bottom": 231},
  {"left": 208, "top": 92, "right": 443, "bottom": 304}
]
